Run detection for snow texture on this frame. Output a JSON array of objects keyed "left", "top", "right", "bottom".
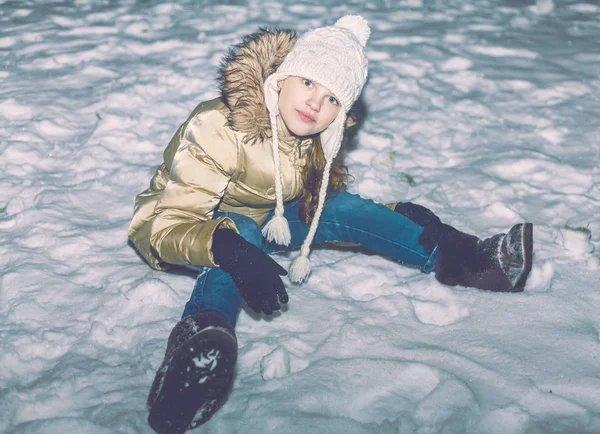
[{"left": 1, "top": 0, "right": 600, "bottom": 433}]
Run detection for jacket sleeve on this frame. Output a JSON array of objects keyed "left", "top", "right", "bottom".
[{"left": 149, "top": 109, "right": 240, "bottom": 267}]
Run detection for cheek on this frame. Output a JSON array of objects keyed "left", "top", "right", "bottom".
[
  {"left": 279, "top": 88, "right": 300, "bottom": 117},
  {"left": 322, "top": 106, "right": 340, "bottom": 127},
  {"left": 279, "top": 109, "right": 294, "bottom": 131},
  {"left": 278, "top": 89, "right": 289, "bottom": 112}
]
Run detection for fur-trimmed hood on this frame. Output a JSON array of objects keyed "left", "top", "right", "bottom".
[
  {"left": 218, "top": 28, "right": 358, "bottom": 145},
  {"left": 218, "top": 28, "right": 297, "bottom": 145}
]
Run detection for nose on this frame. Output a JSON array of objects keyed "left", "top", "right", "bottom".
[{"left": 306, "top": 94, "right": 321, "bottom": 112}]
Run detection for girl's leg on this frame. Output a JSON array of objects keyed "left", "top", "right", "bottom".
[
  {"left": 149, "top": 212, "right": 263, "bottom": 434},
  {"left": 263, "top": 192, "right": 532, "bottom": 293},
  {"left": 265, "top": 191, "right": 437, "bottom": 272}
]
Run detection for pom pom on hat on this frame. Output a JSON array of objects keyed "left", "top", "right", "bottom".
[
  {"left": 335, "top": 15, "right": 370, "bottom": 47},
  {"left": 264, "top": 14, "right": 370, "bottom": 115}
]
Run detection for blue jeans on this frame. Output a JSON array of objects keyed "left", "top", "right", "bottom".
[{"left": 182, "top": 192, "right": 438, "bottom": 327}]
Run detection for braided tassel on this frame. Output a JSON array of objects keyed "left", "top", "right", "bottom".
[
  {"left": 261, "top": 112, "right": 291, "bottom": 246},
  {"left": 289, "top": 159, "right": 333, "bottom": 283}
]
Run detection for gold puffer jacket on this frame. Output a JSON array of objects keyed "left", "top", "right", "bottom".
[
  {"left": 128, "top": 29, "right": 312, "bottom": 270},
  {"left": 128, "top": 28, "right": 360, "bottom": 271}
]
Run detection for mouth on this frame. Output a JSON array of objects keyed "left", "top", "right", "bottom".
[{"left": 296, "top": 110, "right": 315, "bottom": 123}]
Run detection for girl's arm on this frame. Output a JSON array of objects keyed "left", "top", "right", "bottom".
[{"left": 149, "top": 110, "right": 239, "bottom": 268}]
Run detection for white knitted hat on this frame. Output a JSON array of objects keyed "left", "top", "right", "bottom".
[{"left": 262, "top": 15, "right": 370, "bottom": 283}]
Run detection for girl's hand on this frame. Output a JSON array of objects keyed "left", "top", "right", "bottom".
[{"left": 212, "top": 229, "right": 289, "bottom": 315}]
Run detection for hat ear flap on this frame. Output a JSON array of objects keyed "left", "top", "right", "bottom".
[
  {"left": 319, "top": 111, "right": 346, "bottom": 162},
  {"left": 264, "top": 74, "right": 284, "bottom": 116}
]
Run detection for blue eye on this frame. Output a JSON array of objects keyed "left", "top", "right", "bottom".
[
  {"left": 328, "top": 96, "right": 339, "bottom": 105},
  {"left": 303, "top": 79, "right": 313, "bottom": 87}
]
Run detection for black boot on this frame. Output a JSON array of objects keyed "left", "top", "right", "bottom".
[
  {"left": 435, "top": 223, "right": 533, "bottom": 292},
  {"left": 392, "top": 202, "right": 533, "bottom": 292},
  {"left": 147, "top": 312, "right": 238, "bottom": 434}
]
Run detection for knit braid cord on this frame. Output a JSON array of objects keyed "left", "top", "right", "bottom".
[
  {"left": 288, "top": 159, "right": 332, "bottom": 283},
  {"left": 289, "top": 119, "right": 345, "bottom": 283},
  {"left": 261, "top": 112, "right": 292, "bottom": 246}
]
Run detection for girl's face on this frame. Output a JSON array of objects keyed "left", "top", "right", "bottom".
[{"left": 278, "top": 76, "right": 341, "bottom": 138}]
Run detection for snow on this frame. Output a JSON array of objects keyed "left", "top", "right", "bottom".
[
  {"left": 1, "top": 0, "right": 599, "bottom": 433},
  {"left": 260, "top": 346, "right": 291, "bottom": 380},
  {"left": 192, "top": 349, "right": 219, "bottom": 370}
]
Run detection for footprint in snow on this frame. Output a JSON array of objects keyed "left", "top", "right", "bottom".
[
  {"left": 260, "top": 346, "right": 291, "bottom": 381},
  {"left": 408, "top": 283, "right": 470, "bottom": 326}
]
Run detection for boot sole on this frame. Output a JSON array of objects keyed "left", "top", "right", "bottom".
[
  {"left": 512, "top": 223, "right": 533, "bottom": 292},
  {"left": 148, "top": 328, "right": 237, "bottom": 434}
]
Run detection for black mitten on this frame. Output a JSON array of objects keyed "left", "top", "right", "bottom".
[{"left": 211, "top": 229, "right": 288, "bottom": 315}]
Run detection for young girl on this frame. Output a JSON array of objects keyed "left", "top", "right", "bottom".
[{"left": 128, "top": 16, "right": 533, "bottom": 434}]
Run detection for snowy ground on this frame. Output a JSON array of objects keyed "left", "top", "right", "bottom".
[{"left": 1, "top": 0, "right": 600, "bottom": 433}]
